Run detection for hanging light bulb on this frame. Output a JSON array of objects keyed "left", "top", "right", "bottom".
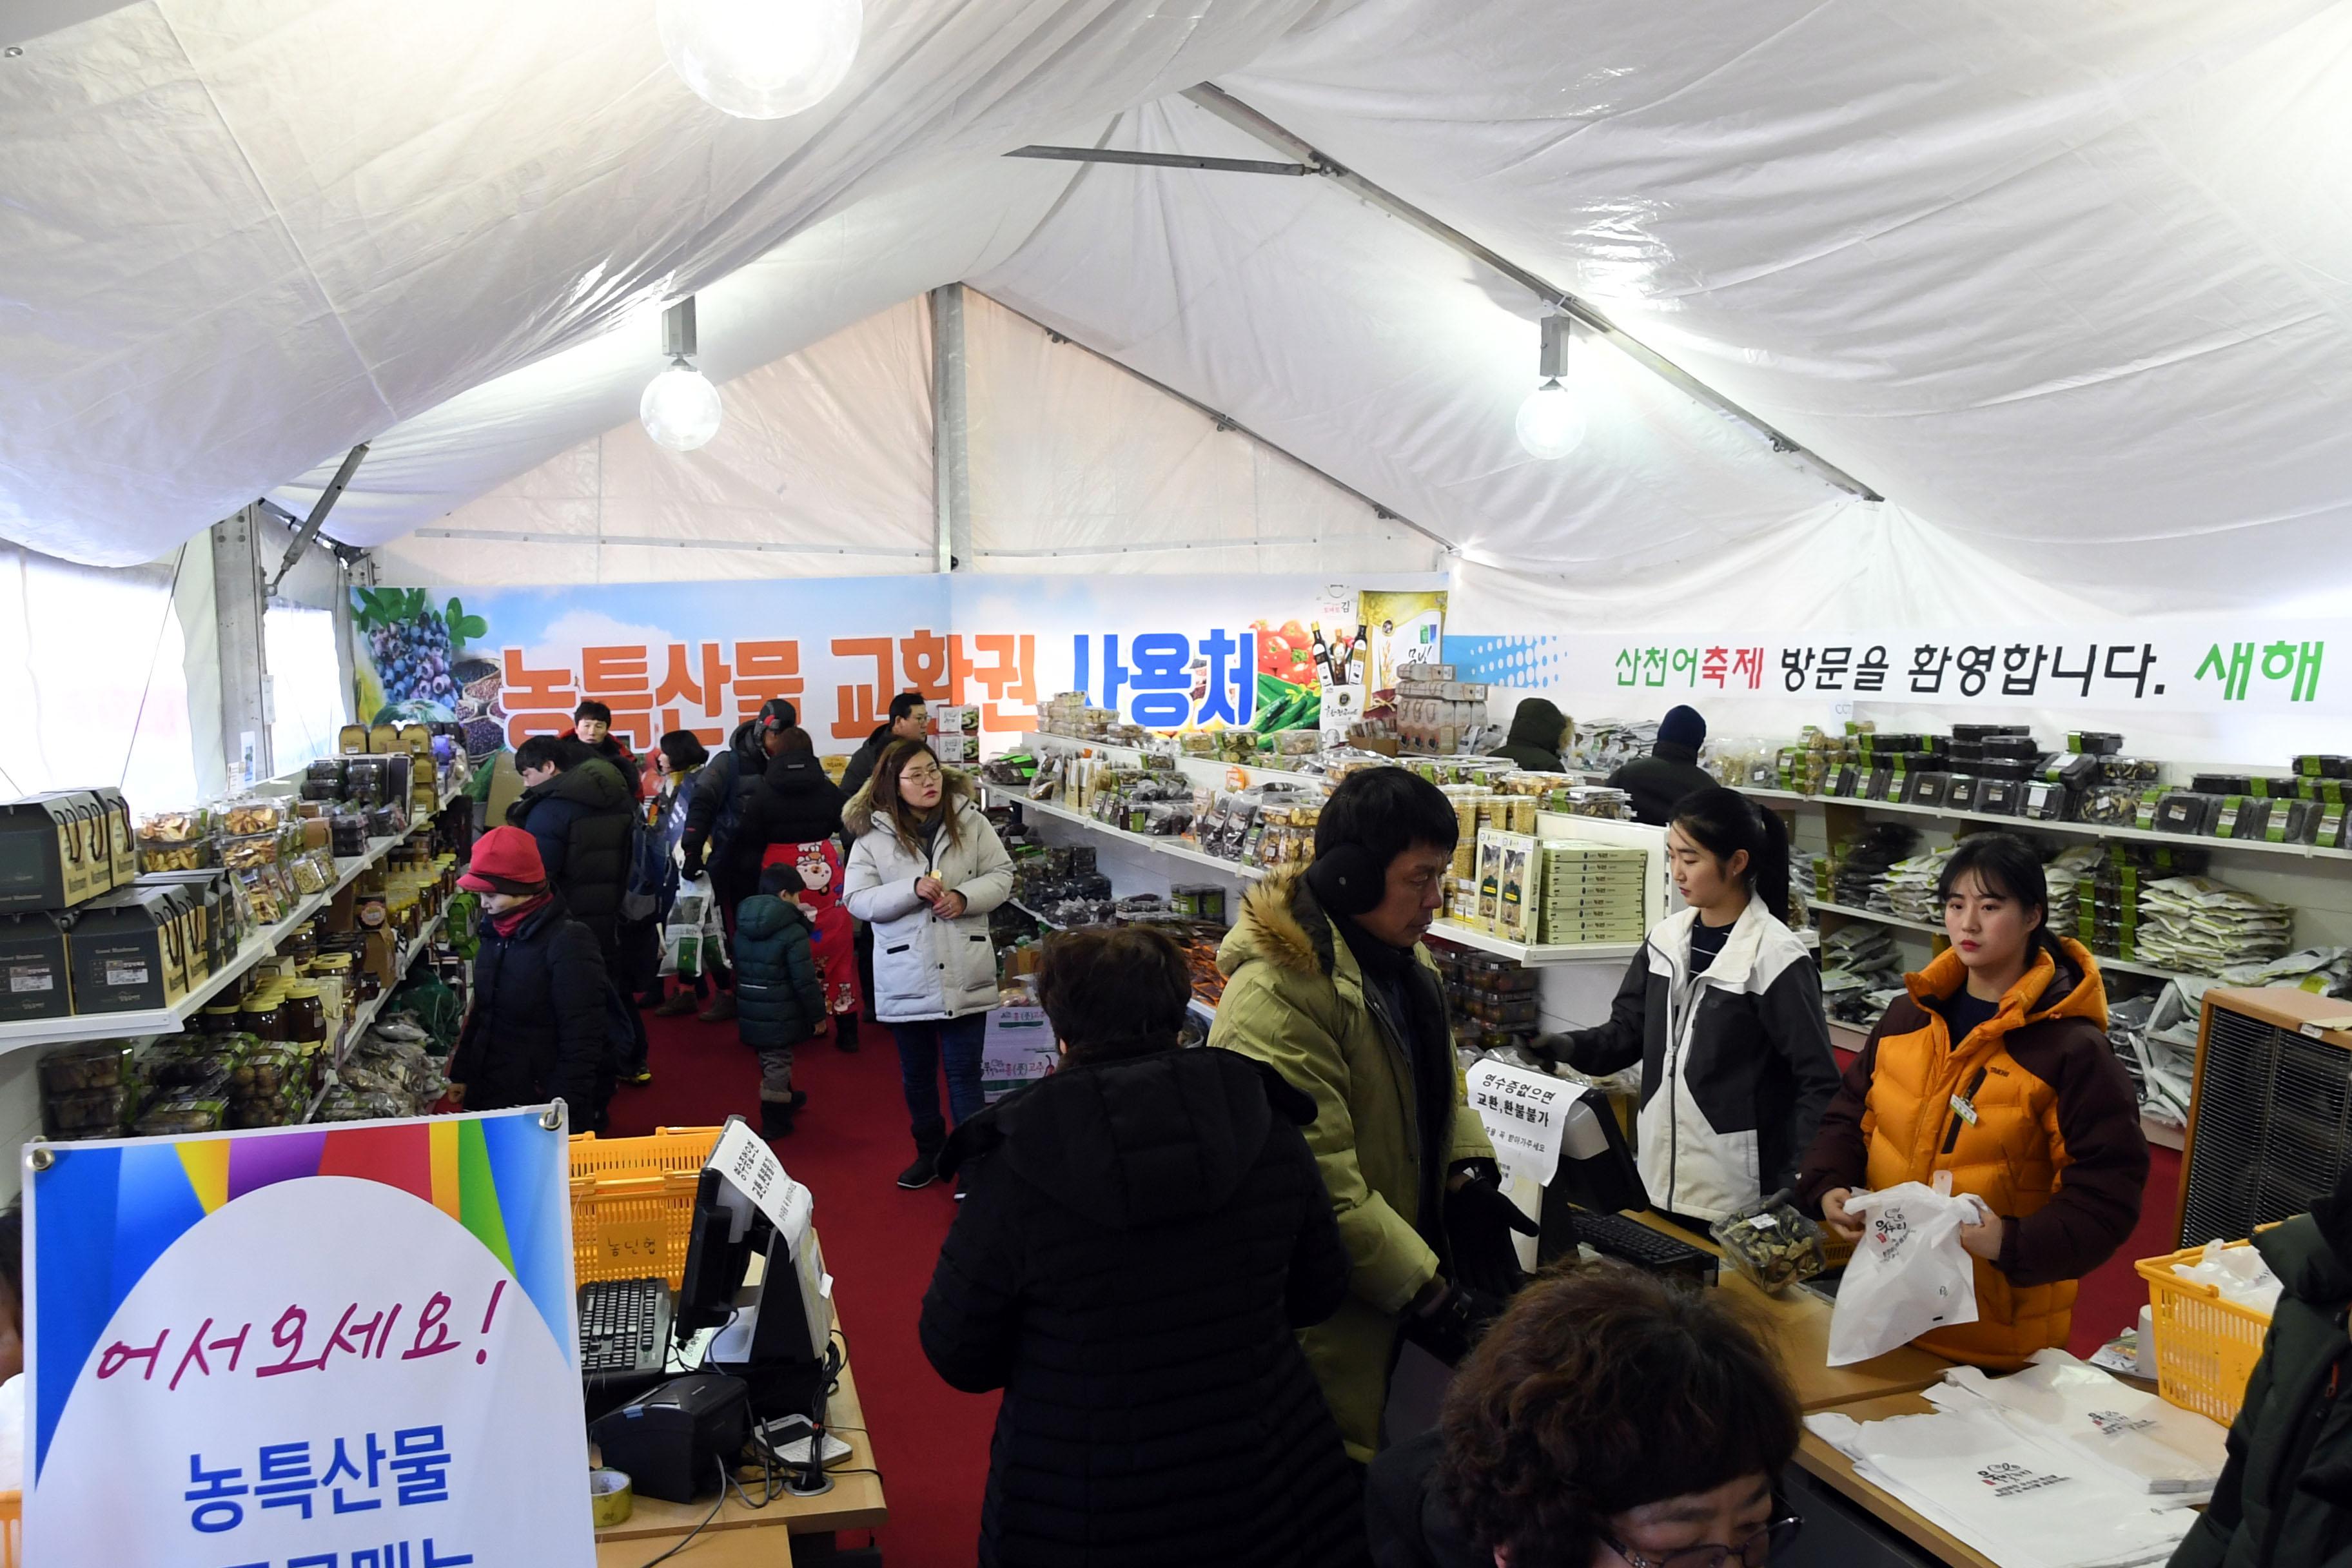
[
  {"left": 1515, "top": 314, "right": 1586, "bottom": 460},
  {"left": 658, "top": 0, "right": 863, "bottom": 120},
  {"left": 641, "top": 298, "right": 723, "bottom": 453}
]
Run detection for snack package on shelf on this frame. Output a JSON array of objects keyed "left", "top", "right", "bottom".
[{"left": 136, "top": 807, "right": 213, "bottom": 871}]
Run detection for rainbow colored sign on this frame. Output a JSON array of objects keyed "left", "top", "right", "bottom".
[{"left": 27, "top": 1110, "right": 592, "bottom": 1567}]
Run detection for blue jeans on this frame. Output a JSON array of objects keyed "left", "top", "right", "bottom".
[{"left": 892, "top": 1014, "right": 987, "bottom": 1147}]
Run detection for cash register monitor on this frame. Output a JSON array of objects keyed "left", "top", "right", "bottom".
[
  {"left": 1535, "top": 1090, "right": 1651, "bottom": 1266},
  {"left": 673, "top": 1165, "right": 828, "bottom": 1373}
]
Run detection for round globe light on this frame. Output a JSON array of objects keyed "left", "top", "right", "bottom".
[
  {"left": 640, "top": 364, "right": 724, "bottom": 453},
  {"left": 658, "top": 0, "right": 863, "bottom": 120},
  {"left": 1515, "top": 378, "right": 1584, "bottom": 460}
]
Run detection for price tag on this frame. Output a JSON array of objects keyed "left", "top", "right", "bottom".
[
  {"left": 9, "top": 966, "right": 54, "bottom": 994},
  {"left": 104, "top": 961, "right": 149, "bottom": 986}
]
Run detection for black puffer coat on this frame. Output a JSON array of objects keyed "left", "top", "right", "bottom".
[
  {"left": 731, "top": 895, "right": 823, "bottom": 1051},
  {"left": 450, "top": 893, "right": 613, "bottom": 1124},
  {"left": 1605, "top": 740, "right": 1718, "bottom": 827},
  {"left": 721, "top": 754, "right": 845, "bottom": 891},
  {"left": 921, "top": 1048, "right": 1365, "bottom": 1568},
  {"left": 507, "top": 757, "right": 635, "bottom": 946},
  {"left": 679, "top": 719, "right": 768, "bottom": 879}
]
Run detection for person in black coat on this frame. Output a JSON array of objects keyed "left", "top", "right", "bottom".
[
  {"left": 507, "top": 734, "right": 636, "bottom": 950},
  {"left": 839, "top": 690, "right": 930, "bottom": 801},
  {"left": 720, "top": 724, "right": 845, "bottom": 893},
  {"left": 449, "top": 827, "right": 615, "bottom": 1131},
  {"left": 1605, "top": 703, "right": 1718, "bottom": 825},
  {"left": 1487, "top": 696, "right": 1570, "bottom": 774},
  {"left": 920, "top": 926, "right": 1364, "bottom": 1568},
  {"left": 679, "top": 698, "right": 798, "bottom": 1022}
]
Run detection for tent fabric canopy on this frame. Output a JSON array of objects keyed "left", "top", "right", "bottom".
[{"left": 5, "top": 1, "right": 2350, "bottom": 623}]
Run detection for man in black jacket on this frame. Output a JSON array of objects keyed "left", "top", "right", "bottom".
[
  {"left": 449, "top": 827, "right": 615, "bottom": 1131},
  {"left": 838, "top": 690, "right": 928, "bottom": 800},
  {"left": 922, "top": 926, "right": 1362, "bottom": 1568},
  {"left": 1606, "top": 703, "right": 1716, "bottom": 825},
  {"left": 509, "top": 734, "right": 643, "bottom": 1077},
  {"left": 1487, "top": 696, "right": 1570, "bottom": 774},
  {"left": 718, "top": 725, "right": 845, "bottom": 893}
]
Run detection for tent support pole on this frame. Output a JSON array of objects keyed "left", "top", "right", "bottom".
[
  {"left": 931, "top": 284, "right": 971, "bottom": 573},
  {"left": 210, "top": 504, "right": 273, "bottom": 787},
  {"left": 1181, "top": 83, "right": 1884, "bottom": 504},
  {"left": 1006, "top": 146, "right": 1310, "bottom": 176},
  {"left": 972, "top": 290, "right": 1456, "bottom": 558}
]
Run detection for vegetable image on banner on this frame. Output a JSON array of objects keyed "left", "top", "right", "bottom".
[{"left": 26, "top": 1110, "right": 593, "bottom": 1567}]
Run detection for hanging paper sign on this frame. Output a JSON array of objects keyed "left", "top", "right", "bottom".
[
  {"left": 708, "top": 1115, "right": 807, "bottom": 1237},
  {"left": 25, "top": 1110, "right": 594, "bottom": 1567},
  {"left": 1465, "top": 1059, "right": 1576, "bottom": 1190}
]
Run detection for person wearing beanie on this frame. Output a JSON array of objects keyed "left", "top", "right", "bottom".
[
  {"left": 1607, "top": 704, "right": 1718, "bottom": 825},
  {"left": 732, "top": 863, "right": 827, "bottom": 1137},
  {"left": 1487, "top": 697, "right": 1571, "bottom": 774},
  {"left": 2169, "top": 1168, "right": 2352, "bottom": 1567},
  {"left": 449, "top": 826, "right": 618, "bottom": 1130}
]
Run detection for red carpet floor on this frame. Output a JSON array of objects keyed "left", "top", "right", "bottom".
[
  {"left": 606, "top": 1003, "right": 998, "bottom": 1567},
  {"left": 2068, "top": 1141, "right": 2182, "bottom": 1359}
]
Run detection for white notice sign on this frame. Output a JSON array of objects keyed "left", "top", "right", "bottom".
[
  {"left": 709, "top": 1115, "right": 807, "bottom": 1239},
  {"left": 1465, "top": 1059, "right": 1578, "bottom": 1190}
]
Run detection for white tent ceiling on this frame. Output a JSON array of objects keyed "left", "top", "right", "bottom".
[{"left": 5, "top": 1, "right": 2351, "bottom": 623}]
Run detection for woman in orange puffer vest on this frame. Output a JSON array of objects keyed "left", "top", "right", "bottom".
[{"left": 1797, "top": 832, "right": 2148, "bottom": 1367}]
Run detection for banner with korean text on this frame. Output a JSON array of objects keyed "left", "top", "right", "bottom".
[
  {"left": 1445, "top": 623, "right": 2342, "bottom": 716},
  {"left": 351, "top": 573, "right": 1445, "bottom": 765},
  {"left": 26, "top": 1110, "right": 592, "bottom": 1568}
]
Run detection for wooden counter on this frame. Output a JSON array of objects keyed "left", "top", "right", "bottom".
[{"left": 1794, "top": 1392, "right": 2000, "bottom": 1568}]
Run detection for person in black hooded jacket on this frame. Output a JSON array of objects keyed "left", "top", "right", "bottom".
[
  {"left": 507, "top": 735, "right": 636, "bottom": 950},
  {"left": 448, "top": 827, "right": 616, "bottom": 1131},
  {"left": 920, "top": 926, "right": 1364, "bottom": 1568},
  {"left": 721, "top": 724, "right": 845, "bottom": 892},
  {"left": 1606, "top": 704, "right": 1717, "bottom": 826},
  {"left": 679, "top": 698, "right": 797, "bottom": 1023},
  {"left": 1487, "top": 697, "right": 1571, "bottom": 774}
]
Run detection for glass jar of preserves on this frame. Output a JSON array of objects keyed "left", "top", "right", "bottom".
[
  {"left": 198, "top": 1003, "right": 246, "bottom": 1037},
  {"left": 239, "top": 993, "right": 284, "bottom": 1041},
  {"left": 281, "top": 982, "right": 326, "bottom": 1048}
]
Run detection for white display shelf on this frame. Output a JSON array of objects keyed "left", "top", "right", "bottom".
[
  {"left": 303, "top": 908, "right": 453, "bottom": 1124},
  {"left": 1826, "top": 1018, "right": 1874, "bottom": 1054},
  {"left": 985, "top": 787, "right": 1270, "bottom": 883},
  {"left": 1426, "top": 922, "right": 1642, "bottom": 966},
  {"left": 0, "top": 834, "right": 408, "bottom": 1054},
  {"left": 1023, "top": 730, "right": 1336, "bottom": 790},
  {"left": 1808, "top": 897, "right": 2204, "bottom": 988},
  {"left": 1752, "top": 787, "right": 2352, "bottom": 863},
  {"left": 1010, "top": 886, "right": 1222, "bottom": 1022}
]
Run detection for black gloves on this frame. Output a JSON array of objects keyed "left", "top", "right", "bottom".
[
  {"left": 680, "top": 847, "right": 704, "bottom": 881},
  {"left": 1400, "top": 1281, "right": 1503, "bottom": 1367},
  {"left": 1446, "top": 1163, "right": 1539, "bottom": 1302}
]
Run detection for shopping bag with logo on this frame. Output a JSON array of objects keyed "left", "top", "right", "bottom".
[
  {"left": 1825, "top": 1181, "right": 1988, "bottom": 1366},
  {"left": 663, "top": 876, "right": 713, "bottom": 979}
]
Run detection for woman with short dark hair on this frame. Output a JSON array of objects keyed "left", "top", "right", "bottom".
[
  {"left": 920, "top": 926, "right": 1363, "bottom": 1567},
  {"left": 1368, "top": 1262, "right": 1803, "bottom": 1568}
]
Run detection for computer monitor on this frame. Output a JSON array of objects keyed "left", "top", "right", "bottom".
[
  {"left": 1535, "top": 1090, "right": 1651, "bottom": 1265},
  {"left": 672, "top": 1133, "right": 832, "bottom": 1408}
]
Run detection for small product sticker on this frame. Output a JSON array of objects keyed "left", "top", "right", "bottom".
[
  {"left": 8, "top": 965, "right": 54, "bottom": 994},
  {"left": 1749, "top": 1213, "right": 1780, "bottom": 1231},
  {"left": 104, "top": 961, "right": 150, "bottom": 986}
]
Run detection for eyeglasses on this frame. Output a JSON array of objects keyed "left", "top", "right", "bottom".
[
  {"left": 1605, "top": 1516, "right": 1801, "bottom": 1568},
  {"left": 899, "top": 765, "right": 943, "bottom": 785}
]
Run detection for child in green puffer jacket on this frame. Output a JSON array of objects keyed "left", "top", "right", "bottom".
[{"left": 734, "top": 864, "right": 828, "bottom": 1136}]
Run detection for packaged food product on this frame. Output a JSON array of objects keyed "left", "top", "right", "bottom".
[
  {"left": 47, "top": 1084, "right": 133, "bottom": 1133},
  {"left": 287, "top": 850, "right": 334, "bottom": 895},
  {"left": 219, "top": 796, "right": 284, "bottom": 836},
  {"left": 135, "top": 1095, "right": 229, "bottom": 1135},
  {"left": 236, "top": 864, "right": 291, "bottom": 924},
  {"left": 39, "top": 1039, "right": 132, "bottom": 1092},
  {"left": 1709, "top": 1190, "right": 1828, "bottom": 1297}
]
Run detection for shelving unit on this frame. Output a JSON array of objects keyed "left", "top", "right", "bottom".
[
  {"left": 1426, "top": 921, "right": 1643, "bottom": 966},
  {"left": 1808, "top": 897, "right": 2205, "bottom": 988},
  {"left": 983, "top": 787, "right": 1270, "bottom": 883},
  {"left": 0, "top": 834, "right": 407, "bottom": 1053},
  {"left": 1750, "top": 787, "right": 2352, "bottom": 864}
]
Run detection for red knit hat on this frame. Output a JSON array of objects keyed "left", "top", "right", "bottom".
[{"left": 457, "top": 825, "right": 547, "bottom": 894}]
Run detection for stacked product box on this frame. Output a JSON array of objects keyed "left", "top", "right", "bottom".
[
  {"left": 930, "top": 703, "right": 981, "bottom": 764},
  {"left": 1393, "top": 662, "right": 1491, "bottom": 755},
  {"left": 1534, "top": 842, "right": 1649, "bottom": 945}
]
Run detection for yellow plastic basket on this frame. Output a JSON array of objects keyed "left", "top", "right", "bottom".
[
  {"left": 569, "top": 1126, "right": 723, "bottom": 1288},
  {"left": 0, "top": 1488, "right": 18, "bottom": 1567},
  {"left": 2135, "top": 1239, "right": 2275, "bottom": 1426}
]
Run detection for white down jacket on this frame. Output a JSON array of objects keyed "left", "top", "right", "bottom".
[{"left": 842, "top": 775, "right": 1014, "bottom": 1023}]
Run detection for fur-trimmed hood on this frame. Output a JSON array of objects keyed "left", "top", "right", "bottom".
[
  {"left": 1218, "top": 865, "right": 1338, "bottom": 981},
  {"left": 842, "top": 766, "right": 979, "bottom": 841}
]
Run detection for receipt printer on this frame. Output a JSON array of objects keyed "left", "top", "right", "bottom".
[{"left": 589, "top": 1372, "right": 750, "bottom": 1503}]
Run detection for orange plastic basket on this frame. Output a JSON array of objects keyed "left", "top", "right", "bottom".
[
  {"left": 2135, "top": 1239, "right": 2274, "bottom": 1426},
  {"left": 569, "top": 1126, "right": 723, "bottom": 1288},
  {"left": 0, "top": 1487, "right": 19, "bottom": 1567}
]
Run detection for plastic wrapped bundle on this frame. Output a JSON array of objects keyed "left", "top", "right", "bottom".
[
  {"left": 1881, "top": 848, "right": 1953, "bottom": 924},
  {"left": 2135, "top": 876, "right": 2294, "bottom": 975}
]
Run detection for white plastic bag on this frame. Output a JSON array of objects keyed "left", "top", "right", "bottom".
[
  {"left": 1827, "top": 1182, "right": 1988, "bottom": 1366},
  {"left": 663, "top": 876, "right": 715, "bottom": 979}
]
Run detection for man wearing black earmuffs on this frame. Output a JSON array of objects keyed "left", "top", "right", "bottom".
[{"left": 1211, "top": 768, "right": 1534, "bottom": 1470}]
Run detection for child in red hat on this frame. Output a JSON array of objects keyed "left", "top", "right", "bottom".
[{"left": 450, "top": 825, "right": 618, "bottom": 1130}]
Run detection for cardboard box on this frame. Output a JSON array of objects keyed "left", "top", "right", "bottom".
[
  {"left": 137, "top": 870, "right": 234, "bottom": 980},
  {"left": 88, "top": 786, "right": 136, "bottom": 888},
  {"left": 0, "top": 910, "right": 72, "bottom": 1020},
  {"left": 68, "top": 884, "right": 195, "bottom": 1012},
  {"left": 0, "top": 792, "right": 106, "bottom": 911}
]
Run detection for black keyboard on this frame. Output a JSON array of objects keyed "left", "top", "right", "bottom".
[
  {"left": 578, "top": 1278, "right": 674, "bottom": 1379},
  {"left": 1573, "top": 1211, "right": 1718, "bottom": 1282}
]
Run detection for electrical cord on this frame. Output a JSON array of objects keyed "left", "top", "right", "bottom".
[{"left": 635, "top": 1455, "right": 729, "bottom": 1568}]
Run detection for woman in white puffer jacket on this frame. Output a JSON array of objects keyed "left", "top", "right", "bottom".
[{"left": 843, "top": 740, "right": 1014, "bottom": 1191}]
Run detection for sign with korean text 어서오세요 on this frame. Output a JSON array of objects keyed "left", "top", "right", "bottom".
[
  {"left": 1446, "top": 624, "right": 2343, "bottom": 716},
  {"left": 25, "top": 1109, "right": 594, "bottom": 1568}
]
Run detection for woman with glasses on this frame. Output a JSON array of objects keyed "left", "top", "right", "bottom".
[
  {"left": 843, "top": 738, "right": 1014, "bottom": 1191},
  {"left": 1366, "top": 1262, "right": 1802, "bottom": 1568}
]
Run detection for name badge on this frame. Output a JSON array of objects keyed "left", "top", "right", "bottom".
[{"left": 1948, "top": 1093, "right": 1980, "bottom": 1127}]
